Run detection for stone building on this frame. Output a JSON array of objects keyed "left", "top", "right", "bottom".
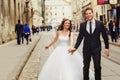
[
  {"left": 0, "top": 0, "right": 24, "bottom": 44},
  {"left": 45, "top": 0, "right": 72, "bottom": 27},
  {"left": 70, "top": 0, "right": 83, "bottom": 31},
  {"left": 81, "top": 0, "right": 120, "bottom": 28},
  {"left": 0, "top": 0, "right": 44, "bottom": 44},
  {"left": 30, "top": 0, "right": 45, "bottom": 27}
]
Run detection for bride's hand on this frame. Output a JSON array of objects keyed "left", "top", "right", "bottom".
[
  {"left": 45, "top": 46, "right": 49, "bottom": 50},
  {"left": 68, "top": 47, "right": 76, "bottom": 55}
]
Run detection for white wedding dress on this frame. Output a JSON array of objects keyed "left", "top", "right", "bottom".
[{"left": 38, "top": 35, "right": 95, "bottom": 80}]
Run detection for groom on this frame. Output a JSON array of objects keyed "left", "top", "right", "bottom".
[{"left": 68, "top": 7, "right": 109, "bottom": 80}]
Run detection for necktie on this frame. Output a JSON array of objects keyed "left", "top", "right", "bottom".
[{"left": 90, "top": 21, "right": 92, "bottom": 34}]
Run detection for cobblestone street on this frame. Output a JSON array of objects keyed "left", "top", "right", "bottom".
[
  {"left": 0, "top": 31, "right": 120, "bottom": 80},
  {"left": 0, "top": 0, "right": 120, "bottom": 80},
  {"left": 18, "top": 32, "right": 56, "bottom": 80},
  {"left": 18, "top": 31, "right": 120, "bottom": 80}
]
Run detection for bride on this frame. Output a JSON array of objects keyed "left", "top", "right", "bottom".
[{"left": 38, "top": 18, "right": 94, "bottom": 80}]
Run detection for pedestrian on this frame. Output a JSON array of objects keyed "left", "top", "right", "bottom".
[
  {"left": 23, "top": 23, "right": 31, "bottom": 45},
  {"left": 31, "top": 25, "right": 36, "bottom": 35},
  {"left": 36, "top": 26, "right": 39, "bottom": 34},
  {"left": 108, "top": 20, "right": 113, "bottom": 41},
  {"left": 109, "top": 20, "right": 118, "bottom": 42},
  {"left": 15, "top": 20, "right": 23, "bottom": 45},
  {"left": 113, "top": 21, "right": 118, "bottom": 42},
  {"left": 68, "top": 7, "right": 109, "bottom": 80},
  {"left": 38, "top": 18, "right": 94, "bottom": 80},
  {"left": 119, "top": 27, "right": 120, "bottom": 35},
  {"left": 21, "top": 22, "right": 25, "bottom": 44}
]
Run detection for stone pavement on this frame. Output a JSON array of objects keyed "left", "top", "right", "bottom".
[
  {"left": 18, "top": 32, "right": 56, "bottom": 80},
  {"left": 18, "top": 31, "right": 120, "bottom": 80},
  {"left": 0, "top": 34, "right": 40, "bottom": 80},
  {"left": 69, "top": 32, "right": 120, "bottom": 80},
  {"left": 108, "top": 36, "right": 120, "bottom": 47},
  {"left": 74, "top": 32, "right": 120, "bottom": 80},
  {"left": 1, "top": 31, "right": 119, "bottom": 80}
]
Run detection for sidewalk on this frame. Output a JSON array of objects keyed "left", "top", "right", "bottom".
[
  {"left": 0, "top": 35, "right": 40, "bottom": 80},
  {"left": 73, "top": 32, "right": 120, "bottom": 80},
  {"left": 12, "top": 31, "right": 120, "bottom": 80},
  {"left": 108, "top": 36, "right": 120, "bottom": 47}
]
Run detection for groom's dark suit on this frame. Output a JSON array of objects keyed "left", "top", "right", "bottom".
[{"left": 74, "top": 20, "right": 109, "bottom": 80}]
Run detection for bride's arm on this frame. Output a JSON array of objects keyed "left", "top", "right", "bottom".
[
  {"left": 70, "top": 32, "right": 74, "bottom": 48},
  {"left": 68, "top": 32, "right": 77, "bottom": 55},
  {"left": 45, "top": 31, "right": 59, "bottom": 49}
]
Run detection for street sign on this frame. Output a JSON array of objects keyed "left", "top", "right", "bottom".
[{"left": 97, "top": 0, "right": 109, "bottom": 5}]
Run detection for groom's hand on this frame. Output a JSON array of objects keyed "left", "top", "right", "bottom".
[
  {"left": 104, "top": 49, "right": 109, "bottom": 56},
  {"left": 68, "top": 48, "right": 76, "bottom": 55}
]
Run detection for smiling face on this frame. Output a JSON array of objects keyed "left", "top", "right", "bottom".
[
  {"left": 84, "top": 9, "right": 94, "bottom": 21},
  {"left": 57, "top": 18, "right": 71, "bottom": 31},
  {"left": 63, "top": 20, "right": 71, "bottom": 30}
]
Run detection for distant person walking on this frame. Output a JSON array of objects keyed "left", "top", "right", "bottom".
[
  {"left": 108, "top": 20, "right": 113, "bottom": 41},
  {"left": 15, "top": 20, "right": 23, "bottom": 45},
  {"left": 21, "top": 23, "right": 25, "bottom": 44},
  {"left": 23, "top": 24, "right": 31, "bottom": 45},
  {"left": 31, "top": 25, "right": 36, "bottom": 35},
  {"left": 108, "top": 20, "right": 118, "bottom": 42}
]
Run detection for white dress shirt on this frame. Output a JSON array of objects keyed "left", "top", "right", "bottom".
[
  {"left": 86, "top": 19, "right": 96, "bottom": 34},
  {"left": 113, "top": 25, "right": 116, "bottom": 32}
]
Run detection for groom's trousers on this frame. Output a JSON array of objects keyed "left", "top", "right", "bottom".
[{"left": 83, "top": 49, "right": 101, "bottom": 80}]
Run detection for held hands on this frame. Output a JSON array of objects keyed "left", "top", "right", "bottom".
[
  {"left": 45, "top": 46, "right": 49, "bottom": 50},
  {"left": 68, "top": 47, "right": 76, "bottom": 55},
  {"left": 104, "top": 49, "right": 109, "bottom": 56}
]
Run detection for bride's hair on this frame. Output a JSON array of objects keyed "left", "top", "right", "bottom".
[{"left": 57, "top": 18, "right": 72, "bottom": 37}]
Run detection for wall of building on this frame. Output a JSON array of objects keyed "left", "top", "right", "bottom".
[
  {"left": 45, "top": 0, "right": 72, "bottom": 27},
  {"left": 70, "top": 0, "right": 83, "bottom": 31},
  {"left": 0, "top": 0, "right": 20, "bottom": 44},
  {"left": 0, "top": 0, "right": 43, "bottom": 44},
  {"left": 30, "top": 0, "right": 43, "bottom": 27}
]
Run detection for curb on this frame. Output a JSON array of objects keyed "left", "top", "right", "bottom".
[
  {"left": 109, "top": 42, "right": 120, "bottom": 47},
  {"left": 8, "top": 36, "right": 41, "bottom": 80}
]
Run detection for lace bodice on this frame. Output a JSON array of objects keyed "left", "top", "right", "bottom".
[{"left": 58, "top": 35, "right": 70, "bottom": 47}]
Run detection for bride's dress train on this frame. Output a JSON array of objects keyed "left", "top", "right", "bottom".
[{"left": 38, "top": 35, "right": 94, "bottom": 80}]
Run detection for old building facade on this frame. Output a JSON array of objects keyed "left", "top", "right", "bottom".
[
  {"left": 70, "top": 0, "right": 83, "bottom": 31},
  {"left": 0, "top": 0, "right": 44, "bottom": 44},
  {"left": 45, "top": 0, "right": 72, "bottom": 27},
  {"left": 71, "top": 0, "right": 120, "bottom": 29}
]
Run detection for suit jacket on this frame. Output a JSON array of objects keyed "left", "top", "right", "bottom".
[
  {"left": 15, "top": 23, "right": 23, "bottom": 34},
  {"left": 74, "top": 20, "right": 109, "bottom": 52}
]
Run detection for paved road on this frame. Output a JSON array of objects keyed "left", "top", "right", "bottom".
[
  {"left": 101, "top": 43, "right": 120, "bottom": 80},
  {"left": 17, "top": 31, "right": 120, "bottom": 80},
  {"left": 18, "top": 32, "right": 56, "bottom": 80},
  {"left": 0, "top": 35, "right": 40, "bottom": 80}
]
